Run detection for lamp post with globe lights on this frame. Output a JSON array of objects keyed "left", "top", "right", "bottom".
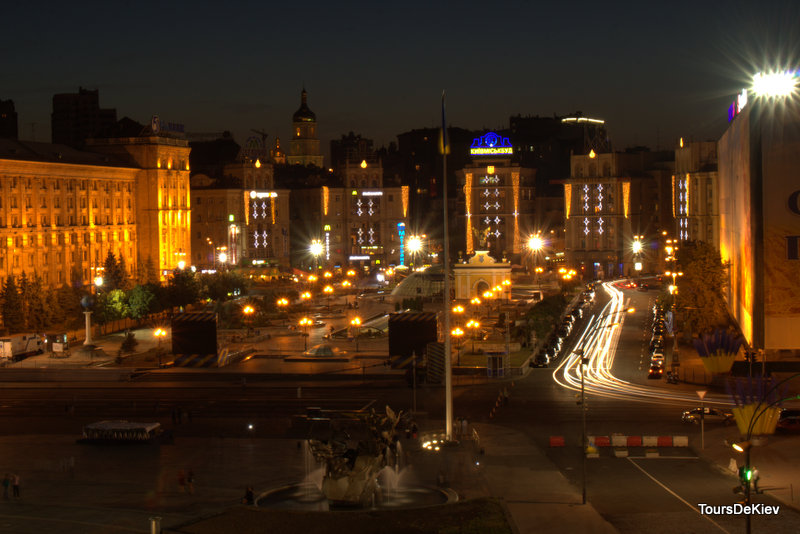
[
  {"left": 154, "top": 327, "right": 167, "bottom": 367},
  {"left": 350, "top": 316, "right": 362, "bottom": 352},
  {"left": 466, "top": 319, "right": 481, "bottom": 354},
  {"left": 323, "top": 285, "right": 334, "bottom": 311},
  {"left": 242, "top": 305, "right": 255, "bottom": 335},
  {"left": 527, "top": 233, "right": 544, "bottom": 281},
  {"left": 451, "top": 327, "right": 465, "bottom": 365},
  {"left": 407, "top": 235, "right": 423, "bottom": 269},
  {"left": 298, "top": 317, "right": 312, "bottom": 350}
]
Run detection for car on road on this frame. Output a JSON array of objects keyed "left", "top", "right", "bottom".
[
  {"left": 650, "top": 335, "right": 664, "bottom": 352},
  {"left": 303, "top": 344, "right": 347, "bottom": 357},
  {"left": 681, "top": 407, "right": 734, "bottom": 425},
  {"left": 647, "top": 364, "right": 664, "bottom": 379},
  {"left": 530, "top": 352, "right": 549, "bottom": 368},
  {"left": 650, "top": 354, "right": 665, "bottom": 367}
]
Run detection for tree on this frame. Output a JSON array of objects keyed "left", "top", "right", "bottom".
[
  {"left": 17, "top": 272, "right": 31, "bottom": 329},
  {"left": 674, "top": 240, "right": 730, "bottom": 337},
  {"left": 26, "top": 275, "right": 51, "bottom": 332},
  {"left": 103, "top": 251, "right": 125, "bottom": 291},
  {"left": 166, "top": 270, "right": 200, "bottom": 309},
  {"left": 117, "top": 255, "right": 132, "bottom": 291},
  {"left": 0, "top": 276, "right": 25, "bottom": 333},
  {"left": 56, "top": 285, "right": 83, "bottom": 329},
  {"left": 127, "top": 284, "right": 157, "bottom": 320}
]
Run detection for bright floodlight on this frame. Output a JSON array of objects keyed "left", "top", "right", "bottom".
[
  {"left": 752, "top": 71, "right": 797, "bottom": 98},
  {"left": 528, "top": 235, "right": 543, "bottom": 251},
  {"left": 309, "top": 240, "right": 324, "bottom": 257},
  {"left": 407, "top": 235, "right": 423, "bottom": 253},
  {"left": 632, "top": 240, "right": 643, "bottom": 254},
  {"left": 94, "top": 276, "right": 104, "bottom": 287}
]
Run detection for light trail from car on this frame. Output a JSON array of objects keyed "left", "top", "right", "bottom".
[{"left": 552, "top": 282, "right": 733, "bottom": 407}]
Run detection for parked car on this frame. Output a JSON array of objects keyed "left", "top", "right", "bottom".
[
  {"left": 530, "top": 353, "right": 549, "bottom": 368},
  {"left": 650, "top": 354, "right": 665, "bottom": 367},
  {"left": 681, "top": 407, "right": 734, "bottom": 425}
]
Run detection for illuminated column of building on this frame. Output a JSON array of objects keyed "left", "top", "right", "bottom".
[
  {"left": 401, "top": 186, "right": 409, "bottom": 217},
  {"left": 512, "top": 172, "right": 520, "bottom": 253},
  {"left": 464, "top": 172, "right": 473, "bottom": 254},
  {"left": 622, "top": 182, "right": 630, "bottom": 219},
  {"left": 564, "top": 184, "right": 572, "bottom": 220}
]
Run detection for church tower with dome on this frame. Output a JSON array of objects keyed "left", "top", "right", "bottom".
[{"left": 287, "top": 88, "right": 323, "bottom": 167}]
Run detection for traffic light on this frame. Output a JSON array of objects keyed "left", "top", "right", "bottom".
[{"left": 738, "top": 466, "right": 753, "bottom": 484}]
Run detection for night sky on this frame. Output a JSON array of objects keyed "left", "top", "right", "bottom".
[{"left": 4, "top": 1, "right": 799, "bottom": 158}]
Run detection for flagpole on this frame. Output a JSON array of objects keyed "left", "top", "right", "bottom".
[{"left": 442, "top": 91, "right": 453, "bottom": 441}]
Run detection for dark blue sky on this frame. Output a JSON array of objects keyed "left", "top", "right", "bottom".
[{"left": 4, "top": 1, "right": 799, "bottom": 157}]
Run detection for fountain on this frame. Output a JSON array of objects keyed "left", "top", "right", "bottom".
[{"left": 258, "top": 406, "right": 455, "bottom": 510}]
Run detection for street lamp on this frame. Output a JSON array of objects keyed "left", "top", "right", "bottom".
[
  {"left": 573, "top": 308, "right": 634, "bottom": 505},
  {"left": 452, "top": 305, "right": 465, "bottom": 326},
  {"left": 298, "top": 317, "right": 312, "bottom": 350},
  {"left": 466, "top": 319, "right": 481, "bottom": 354},
  {"left": 350, "top": 316, "right": 362, "bottom": 352},
  {"left": 502, "top": 279, "right": 511, "bottom": 304},
  {"left": 243, "top": 305, "right": 255, "bottom": 335},
  {"left": 451, "top": 327, "right": 464, "bottom": 365},
  {"left": 154, "top": 327, "right": 167, "bottom": 368},
  {"left": 323, "top": 285, "right": 334, "bottom": 310},
  {"left": 407, "top": 235, "right": 423, "bottom": 268},
  {"left": 276, "top": 298, "right": 289, "bottom": 324},
  {"left": 310, "top": 239, "right": 323, "bottom": 270},
  {"left": 527, "top": 234, "right": 544, "bottom": 279}
]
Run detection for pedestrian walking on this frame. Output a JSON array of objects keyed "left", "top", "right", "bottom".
[
  {"left": 2, "top": 474, "right": 9, "bottom": 500},
  {"left": 11, "top": 474, "right": 19, "bottom": 498}
]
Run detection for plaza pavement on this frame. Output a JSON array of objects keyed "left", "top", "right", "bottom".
[{"left": 3, "top": 326, "right": 800, "bottom": 532}]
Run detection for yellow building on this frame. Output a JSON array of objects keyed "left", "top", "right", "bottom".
[
  {"left": 0, "top": 140, "right": 138, "bottom": 287},
  {"left": 87, "top": 135, "right": 192, "bottom": 279}
]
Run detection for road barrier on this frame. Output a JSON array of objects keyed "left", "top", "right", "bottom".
[{"left": 549, "top": 436, "right": 565, "bottom": 447}]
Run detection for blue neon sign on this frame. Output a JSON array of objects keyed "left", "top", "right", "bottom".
[
  {"left": 398, "top": 222, "right": 406, "bottom": 265},
  {"left": 470, "top": 132, "right": 513, "bottom": 156}
]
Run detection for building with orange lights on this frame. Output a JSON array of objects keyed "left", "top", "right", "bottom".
[
  {"left": 672, "top": 140, "right": 719, "bottom": 248},
  {"left": 0, "top": 131, "right": 190, "bottom": 287},
  {"left": 718, "top": 94, "right": 800, "bottom": 353},
  {"left": 564, "top": 149, "right": 673, "bottom": 279},
  {"left": 190, "top": 157, "right": 291, "bottom": 269},
  {"left": 457, "top": 132, "right": 535, "bottom": 262}
]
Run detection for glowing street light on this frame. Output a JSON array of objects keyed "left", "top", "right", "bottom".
[
  {"left": 323, "top": 284, "right": 334, "bottom": 310},
  {"left": 350, "top": 316, "right": 362, "bottom": 352},
  {"left": 310, "top": 239, "right": 323, "bottom": 270},
  {"left": 154, "top": 327, "right": 167, "bottom": 367},
  {"left": 346, "top": 269, "right": 357, "bottom": 277},
  {"left": 298, "top": 317, "right": 312, "bottom": 350},
  {"left": 243, "top": 304, "right": 255, "bottom": 334},
  {"left": 451, "top": 326, "right": 464, "bottom": 365},
  {"left": 752, "top": 70, "right": 798, "bottom": 98},
  {"left": 407, "top": 235, "right": 423, "bottom": 267},
  {"left": 323, "top": 271, "right": 333, "bottom": 279},
  {"left": 466, "top": 319, "right": 481, "bottom": 354}
]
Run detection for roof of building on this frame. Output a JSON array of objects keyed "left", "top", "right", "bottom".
[
  {"left": 0, "top": 138, "right": 133, "bottom": 167},
  {"left": 293, "top": 89, "right": 316, "bottom": 123}
]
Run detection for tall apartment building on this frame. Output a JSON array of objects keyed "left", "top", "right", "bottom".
[
  {"left": 191, "top": 156, "right": 291, "bottom": 269},
  {"left": 673, "top": 140, "right": 718, "bottom": 248},
  {"left": 0, "top": 139, "right": 138, "bottom": 287},
  {"left": 457, "top": 132, "right": 535, "bottom": 261},
  {"left": 51, "top": 88, "right": 117, "bottom": 148},
  {"left": 86, "top": 134, "right": 192, "bottom": 279},
  {"left": 0, "top": 99, "right": 18, "bottom": 139},
  {"left": 564, "top": 149, "right": 673, "bottom": 278}
]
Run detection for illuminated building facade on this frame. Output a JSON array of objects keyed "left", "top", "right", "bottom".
[
  {"left": 0, "top": 139, "right": 139, "bottom": 287},
  {"left": 287, "top": 88, "right": 324, "bottom": 168},
  {"left": 673, "top": 140, "right": 718, "bottom": 248},
  {"left": 564, "top": 150, "right": 672, "bottom": 279},
  {"left": 87, "top": 134, "right": 192, "bottom": 279},
  {"left": 458, "top": 132, "right": 535, "bottom": 261},
  {"left": 318, "top": 157, "right": 409, "bottom": 267},
  {"left": 191, "top": 159, "right": 291, "bottom": 268},
  {"left": 718, "top": 93, "right": 800, "bottom": 352}
]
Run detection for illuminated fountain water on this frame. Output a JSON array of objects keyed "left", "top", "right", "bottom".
[{"left": 258, "top": 407, "right": 454, "bottom": 511}]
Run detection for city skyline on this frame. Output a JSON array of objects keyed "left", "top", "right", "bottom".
[{"left": 4, "top": 1, "right": 799, "bottom": 158}]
